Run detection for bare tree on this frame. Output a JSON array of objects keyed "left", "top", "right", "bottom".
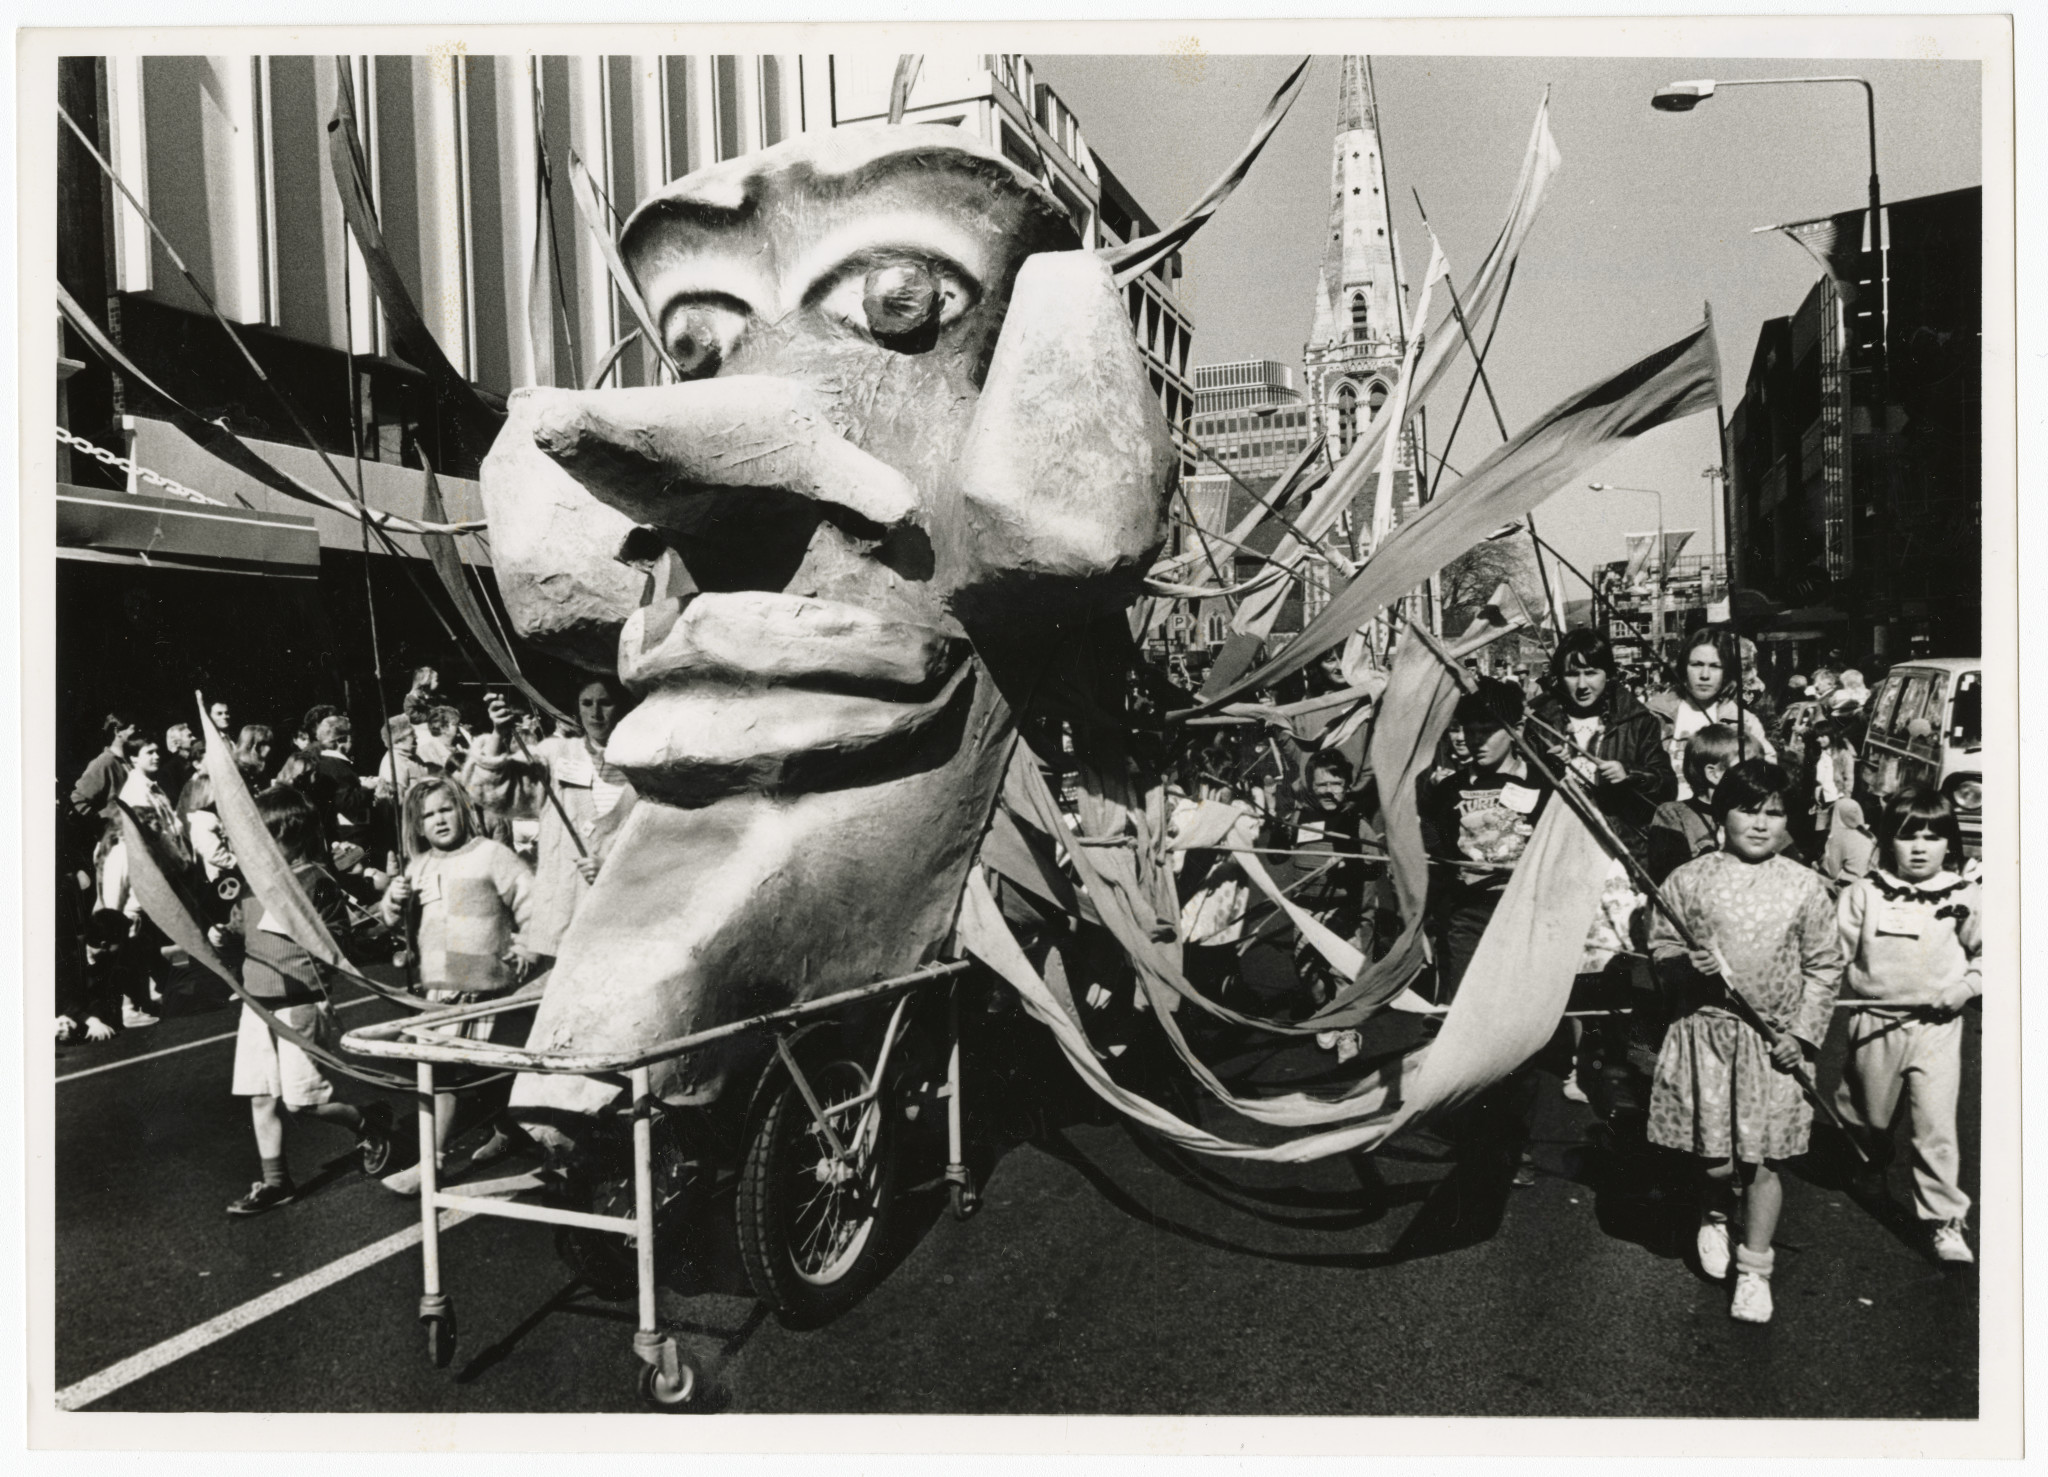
[{"left": 1437, "top": 538, "right": 1546, "bottom": 635}]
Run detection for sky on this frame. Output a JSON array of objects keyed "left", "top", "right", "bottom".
[{"left": 1031, "top": 52, "right": 1982, "bottom": 587}]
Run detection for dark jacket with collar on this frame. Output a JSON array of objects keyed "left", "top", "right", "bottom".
[{"left": 1529, "top": 680, "right": 1675, "bottom": 865}]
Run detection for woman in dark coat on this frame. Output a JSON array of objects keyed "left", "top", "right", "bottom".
[
  {"left": 1529, "top": 629, "right": 1676, "bottom": 866},
  {"left": 1529, "top": 629, "right": 1678, "bottom": 1113}
]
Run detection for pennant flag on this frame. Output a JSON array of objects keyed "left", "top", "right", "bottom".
[
  {"left": 1231, "top": 92, "right": 1562, "bottom": 643},
  {"left": 1758, "top": 206, "right": 1877, "bottom": 303},
  {"left": 1183, "top": 315, "right": 1722, "bottom": 714},
  {"left": 1622, "top": 528, "right": 1695, "bottom": 584}
]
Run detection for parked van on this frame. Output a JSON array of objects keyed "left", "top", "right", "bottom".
[{"left": 1855, "top": 657, "right": 1982, "bottom": 854}]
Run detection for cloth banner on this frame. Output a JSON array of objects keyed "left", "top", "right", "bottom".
[
  {"left": 958, "top": 792, "right": 1612, "bottom": 1160},
  {"left": 1186, "top": 315, "right": 1721, "bottom": 713},
  {"left": 195, "top": 699, "right": 423, "bottom": 1011},
  {"left": 1623, "top": 528, "right": 1694, "bottom": 585},
  {"left": 1226, "top": 93, "right": 1562, "bottom": 645},
  {"left": 115, "top": 802, "right": 418, "bottom": 1091},
  {"left": 1765, "top": 207, "right": 1877, "bottom": 303}
]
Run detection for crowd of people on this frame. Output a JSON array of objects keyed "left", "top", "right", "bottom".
[
  {"left": 1164, "top": 625, "right": 1982, "bottom": 1324},
  {"left": 57, "top": 666, "right": 639, "bottom": 1213},
  {"left": 59, "top": 631, "right": 1982, "bottom": 1320}
]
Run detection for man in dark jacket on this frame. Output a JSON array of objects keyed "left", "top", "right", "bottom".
[{"left": 1528, "top": 629, "right": 1675, "bottom": 867}]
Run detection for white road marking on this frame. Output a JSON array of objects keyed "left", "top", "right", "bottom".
[
  {"left": 55, "top": 1204, "right": 479, "bottom": 1411},
  {"left": 56, "top": 995, "right": 383, "bottom": 1083}
]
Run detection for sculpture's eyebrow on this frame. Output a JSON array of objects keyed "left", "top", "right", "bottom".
[
  {"left": 780, "top": 214, "right": 992, "bottom": 317},
  {"left": 635, "top": 253, "right": 778, "bottom": 326}
]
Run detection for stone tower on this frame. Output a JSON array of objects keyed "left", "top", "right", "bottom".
[{"left": 1303, "top": 57, "right": 1413, "bottom": 550}]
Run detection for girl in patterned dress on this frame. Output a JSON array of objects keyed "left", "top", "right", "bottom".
[{"left": 1646, "top": 761, "right": 1846, "bottom": 1323}]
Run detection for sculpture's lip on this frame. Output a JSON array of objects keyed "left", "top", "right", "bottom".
[{"left": 618, "top": 589, "right": 969, "bottom": 700}]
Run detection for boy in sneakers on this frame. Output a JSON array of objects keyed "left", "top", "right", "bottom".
[
  {"left": 209, "top": 785, "right": 393, "bottom": 1216},
  {"left": 1833, "top": 786, "right": 1982, "bottom": 1264}
]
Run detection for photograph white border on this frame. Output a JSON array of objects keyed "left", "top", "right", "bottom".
[{"left": 12, "top": 7, "right": 2024, "bottom": 1460}]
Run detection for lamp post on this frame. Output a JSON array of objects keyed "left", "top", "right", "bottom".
[
  {"left": 1589, "top": 482, "right": 1667, "bottom": 663},
  {"left": 1651, "top": 74, "right": 1883, "bottom": 298}
]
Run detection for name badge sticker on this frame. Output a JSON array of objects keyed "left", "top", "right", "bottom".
[
  {"left": 1874, "top": 900, "right": 1925, "bottom": 938},
  {"left": 1499, "top": 783, "right": 1540, "bottom": 815}
]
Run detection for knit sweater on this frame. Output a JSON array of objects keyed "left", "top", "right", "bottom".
[
  {"left": 385, "top": 837, "right": 535, "bottom": 994},
  {"left": 1837, "top": 868, "right": 1982, "bottom": 1007}
]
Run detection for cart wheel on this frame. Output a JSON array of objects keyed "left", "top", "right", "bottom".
[
  {"left": 637, "top": 1356, "right": 701, "bottom": 1410},
  {"left": 737, "top": 1041, "right": 900, "bottom": 1324},
  {"left": 422, "top": 1312, "right": 456, "bottom": 1368},
  {"left": 949, "top": 1174, "right": 980, "bottom": 1222}
]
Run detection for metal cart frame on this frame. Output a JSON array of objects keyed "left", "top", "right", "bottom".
[{"left": 342, "top": 959, "right": 976, "bottom": 1406}]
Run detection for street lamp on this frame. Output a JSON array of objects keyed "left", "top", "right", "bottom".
[
  {"left": 1588, "top": 482, "right": 1667, "bottom": 661},
  {"left": 1650, "top": 74, "right": 1883, "bottom": 264}
]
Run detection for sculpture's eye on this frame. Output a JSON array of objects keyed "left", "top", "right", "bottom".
[
  {"left": 816, "top": 253, "right": 976, "bottom": 351},
  {"left": 659, "top": 299, "right": 749, "bottom": 380}
]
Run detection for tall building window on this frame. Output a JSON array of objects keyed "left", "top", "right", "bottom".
[
  {"left": 1337, "top": 383, "right": 1358, "bottom": 454},
  {"left": 1351, "top": 294, "right": 1369, "bottom": 341},
  {"left": 1367, "top": 379, "right": 1389, "bottom": 421}
]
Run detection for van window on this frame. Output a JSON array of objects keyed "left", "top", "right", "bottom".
[
  {"left": 1906, "top": 673, "right": 1949, "bottom": 755},
  {"left": 1950, "top": 671, "right": 1981, "bottom": 749},
  {"left": 1890, "top": 674, "right": 1933, "bottom": 741},
  {"left": 1868, "top": 676, "right": 1904, "bottom": 739}
]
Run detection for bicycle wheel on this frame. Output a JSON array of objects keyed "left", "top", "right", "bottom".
[{"left": 736, "top": 1042, "right": 899, "bottom": 1324}]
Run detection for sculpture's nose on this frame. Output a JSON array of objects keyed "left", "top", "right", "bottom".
[{"left": 529, "top": 376, "right": 923, "bottom": 538}]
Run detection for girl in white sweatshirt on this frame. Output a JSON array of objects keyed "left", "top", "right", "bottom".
[{"left": 1833, "top": 786, "right": 1982, "bottom": 1264}]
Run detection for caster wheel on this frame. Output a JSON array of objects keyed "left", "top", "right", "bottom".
[
  {"left": 949, "top": 1178, "right": 979, "bottom": 1222},
  {"left": 423, "top": 1313, "right": 456, "bottom": 1368},
  {"left": 638, "top": 1356, "right": 701, "bottom": 1409}
]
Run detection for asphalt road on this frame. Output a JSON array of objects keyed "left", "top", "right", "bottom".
[{"left": 52, "top": 966, "right": 1978, "bottom": 1418}]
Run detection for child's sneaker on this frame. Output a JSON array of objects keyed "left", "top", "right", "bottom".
[
  {"left": 1930, "top": 1220, "right": 1975, "bottom": 1265},
  {"left": 1561, "top": 1071, "right": 1590, "bottom": 1104},
  {"left": 121, "top": 1003, "right": 159, "bottom": 1029},
  {"left": 55, "top": 1015, "right": 78, "bottom": 1044},
  {"left": 1730, "top": 1243, "right": 1775, "bottom": 1323},
  {"left": 1696, "top": 1210, "right": 1732, "bottom": 1280},
  {"left": 226, "top": 1180, "right": 297, "bottom": 1217},
  {"left": 355, "top": 1102, "right": 396, "bottom": 1178}
]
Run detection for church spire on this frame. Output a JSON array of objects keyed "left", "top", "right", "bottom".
[{"left": 1336, "top": 55, "right": 1377, "bottom": 135}]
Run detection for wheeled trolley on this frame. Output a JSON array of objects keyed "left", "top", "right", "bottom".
[{"left": 343, "top": 959, "right": 978, "bottom": 1409}]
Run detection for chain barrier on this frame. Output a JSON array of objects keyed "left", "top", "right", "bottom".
[{"left": 55, "top": 426, "right": 223, "bottom": 506}]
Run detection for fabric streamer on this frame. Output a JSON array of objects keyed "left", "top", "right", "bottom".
[
  {"left": 961, "top": 788, "right": 1610, "bottom": 1160},
  {"left": 1185, "top": 315, "right": 1722, "bottom": 714},
  {"left": 328, "top": 60, "right": 505, "bottom": 465},
  {"left": 56, "top": 286, "right": 484, "bottom": 538},
  {"left": 195, "top": 699, "right": 423, "bottom": 1011},
  {"left": 418, "top": 470, "right": 574, "bottom": 727},
  {"left": 1104, "top": 56, "right": 1313, "bottom": 286},
  {"left": 566, "top": 151, "right": 682, "bottom": 382},
  {"left": 115, "top": 802, "right": 419, "bottom": 1092}
]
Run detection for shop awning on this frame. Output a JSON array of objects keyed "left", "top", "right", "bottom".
[{"left": 57, "top": 483, "right": 321, "bottom": 578}]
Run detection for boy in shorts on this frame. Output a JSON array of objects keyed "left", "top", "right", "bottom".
[{"left": 210, "top": 786, "right": 393, "bottom": 1216}]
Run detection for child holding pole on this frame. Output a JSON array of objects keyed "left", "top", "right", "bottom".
[
  {"left": 1645, "top": 760, "right": 1846, "bottom": 1323},
  {"left": 377, "top": 777, "right": 536, "bottom": 1194},
  {"left": 1833, "top": 787, "right": 1981, "bottom": 1263}
]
